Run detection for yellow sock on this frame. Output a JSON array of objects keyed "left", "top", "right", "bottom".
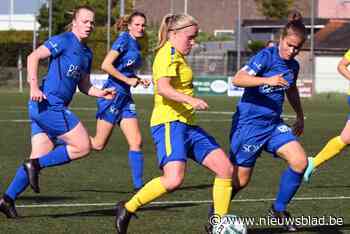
[
  {"left": 313, "top": 136, "right": 347, "bottom": 168},
  {"left": 125, "top": 177, "right": 167, "bottom": 213},
  {"left": 213, "top": 177, "right": 232, "bottom": 217}
]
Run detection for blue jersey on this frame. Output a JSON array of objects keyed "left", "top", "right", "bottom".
[
  {"left": 236, "top": 46, "right": 300, "bottom": 125},
  {"left": 106, "top": 32, "right": 142, "bottom": 94},
  {"left": 42, "top": 32, "right": 92, "bottom": 108}
]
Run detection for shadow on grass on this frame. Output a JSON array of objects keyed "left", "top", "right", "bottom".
[
  {"left": 64, "top": 189, "right": 131, "bottom": 194},
  {"left": 18, "top": 195, "right": 77, "bottom": 203},
  {"left": 178, "top": 183, "right": 212, "bottom": 191},
  {"left": 31, "top": 203, "right": 200, "bottom": 218}
]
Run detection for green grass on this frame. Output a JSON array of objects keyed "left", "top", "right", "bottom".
[{"left": 0, "top": 92, "right": 349, "bottom": 233}]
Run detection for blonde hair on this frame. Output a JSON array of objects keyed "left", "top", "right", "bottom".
[
  {"left": 155, "top": 13, "right": 198, "bottom": 51},
  {"left": 115, "top": 11, "right": 146, "bottom": 31}
]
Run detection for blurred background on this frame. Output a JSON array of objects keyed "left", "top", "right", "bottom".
[{"left": 2, "top": 0, "right": 350, "bottom": 96}]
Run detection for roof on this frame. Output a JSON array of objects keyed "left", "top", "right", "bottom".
[
  {"left": 315, "top": 20, "right": 350, "bottom": 51},
  {"left": 242, "top": 18, "right": 329, "bottom": 29}
]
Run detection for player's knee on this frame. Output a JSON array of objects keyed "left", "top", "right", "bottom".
[
  {"left": 163, "top": 175, "right": 184, "bottom": 191},
  {"left": 216, "top": 163, "right": 234, "bottom": 179},
  {"left": 77, "top": 141, "right": 91, "bottom": 156},
  {"left": 129, "top": 138, "right": 143, "bottom": 151},
  {"left": 289, "top": 156, "right": 307, "bottom": 173}
]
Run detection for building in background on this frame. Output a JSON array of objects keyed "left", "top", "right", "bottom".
[
  {"left": 0, "top": 14, "right": 40, "bottom": 31},
  {"left": 0, "top": 0, "right": 42, "bottom": 31},
  {"left": 133, "top": 0, "right": 311, "bottom": 34}
]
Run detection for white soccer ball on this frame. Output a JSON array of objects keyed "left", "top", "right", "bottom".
[{"left": 213, "top": 214, "right": 247, "bottom": 234}]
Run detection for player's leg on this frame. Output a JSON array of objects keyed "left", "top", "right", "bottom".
[
  {"left": 304, "top": 120, "right": 350, "bottom": 182},
  {"left": 120, "top": 117, "right": 144, "bottom": 190},
  {"left": 25, "top": 113, "right": 91, "bottom": 192},
  {"left": 202, "top": 148, "right": 233, "bottom": 217},
  {"left": 115, "top": 121, "right": 187, "bottom": 233},
  {"left": 115, "top": 161, "right": 184, "bottom": 234},
  {"left": 272, "top": 140, "right": 307, "bottom": 231},
  {"left": 90, "top": 118, "right": 114, "bottom": 151},
  {"left": 1, "top": 133, "right": 54, "bottom": 218}
]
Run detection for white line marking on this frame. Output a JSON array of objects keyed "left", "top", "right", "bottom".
[{"left": 16, "top": 196, "right": 350, "bottom": 208}]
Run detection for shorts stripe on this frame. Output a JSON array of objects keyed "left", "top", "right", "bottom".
[{"left": 165, "top": 122, "right": 172, "bottom": 157}]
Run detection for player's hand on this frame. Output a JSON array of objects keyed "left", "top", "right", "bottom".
[
  {"left": 30, "top": 87, "right": 46, "bottom": 102},
  {"left": 292, "top": 116, "right": 304, "bottom": 136},
  {"left": 188, "top": 97, "right": 209, "bottom": 111},
  {"left": 100, "top": 87, "right": 116, "bottom": 100},
  {"left": 127, "top": 78, "right": 140, "bottom": 87},
  {"left": 139, "top": 78, "right": 151, "bottom": 88},
  {"left": 265, "top": 74, "right": 288, "bottom": 87}
]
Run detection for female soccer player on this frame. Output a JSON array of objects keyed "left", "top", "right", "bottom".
[
  {"left": 304, "top": 51, "right": 350, "bottom": 182},
  {"left": 0, "top": 5, "right": 115, "bottom": 218},
  {"left": 90, "top": 12, "right": 149, "bottom": 190},
  {"left": 114, "top": 13, "right": 234, "bottom": 234},
  {"left": 228, "top": 11, "right": 307, "bottom": 231}
]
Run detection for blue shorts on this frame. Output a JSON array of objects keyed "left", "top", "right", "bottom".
[
  {"left": 96, "top": 92, "right": 137, "bottom": 125},
  {"left": 29, "top": 100, "right": 80, "bottom": 138},
  {"left": 229, "top": 118, "right": 297, "bottom": 168},
  {"left": 151, "top": 121, "right": 220, "bottom": 168}
]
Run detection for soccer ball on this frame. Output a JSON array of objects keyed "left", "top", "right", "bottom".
[{"left": 213, "top": 214, "right": 247, "bottom": 234}]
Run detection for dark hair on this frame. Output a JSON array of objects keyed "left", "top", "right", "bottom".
[
  {"left": 65, "top": 5, "right": 95, "bottom": 31},
  {"left": 115, "top": 11, "right": 146, "bottom": 31},
  {"left": 281, "top": 10, "right": 306, "bottom": 41},
  {"left": 265, "top": 40, "right": 275, "bottom": 47}
]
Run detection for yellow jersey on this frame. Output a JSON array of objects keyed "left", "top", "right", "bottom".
[
  {"left": 151, "top": 41, "right": 195, "bottom": 126},
  {"left": 344, "top": 49, "right": 350, "bottom": 95}
]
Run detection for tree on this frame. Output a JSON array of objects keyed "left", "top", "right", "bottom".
[
  {"left": 255, "top": 0, "right": 294, "bottom": 19},
  {"left": 37, "top": 0, "right": 133, "bottom": 35}
]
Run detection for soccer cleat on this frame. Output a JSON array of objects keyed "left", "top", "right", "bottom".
[
  {"left": 114, "top": 201, "right": 136, "bottom": 234},
  {"left": 0, "top": 195, "right": 18, "bottom": 218},
  {"left": 303, "top": 157, "right": 315, "bottom": 183},
  {"left": 205, "top": 203, "right": 215, "bottom": 233},
  {"left": 268, "top": 205, "right": 297, "bottom": 232},
  {"left": 23, "top": 159, "right": 41, "bottom": 193},
  {"left": 204, "top": 223, "right": 213, "bottom": 234}
]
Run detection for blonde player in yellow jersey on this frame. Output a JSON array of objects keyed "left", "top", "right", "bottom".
[
  {"left": 304, "top": 50, "right": 350, "bottom": 182},
  {"left": 114, "top": 13, "right": 235, "bottom": 234}
]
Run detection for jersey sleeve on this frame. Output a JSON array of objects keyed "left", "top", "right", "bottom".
[
  {"left": 155, "top": 47, "right": 179, "bottom": 78},
  {"left": 43, "top": 34, "right": 68, "bottom": 58},
  {"left": 242, "top": 50, "right": 271, "bottom": 76},
  {"left": 344, "top": 49, "right": 350, "bottom": 62},
  {"left": 111, "top": 32, "right": 128, "bottom": 54}
]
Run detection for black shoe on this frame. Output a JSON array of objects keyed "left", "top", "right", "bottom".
[
  {"left": 23, "top": 159, "right": 41, "bottom": 193},
  {"left": 114, "top": 201, "right": 136, "bottom": 234},
  {"left": 0, "top": 195, "right": 18, "bottom": 218},
  {"left": 204, "top": 203, "right": 214, "bottom": 233},
  {"left": 268, "top": 205, "right": 297, "bottom": 232},
  {"left": 204, "top": 223, "right": 213, "bottom": 234}
]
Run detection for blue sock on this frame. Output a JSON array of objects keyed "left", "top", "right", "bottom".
[
  {"left": 128, "top": 151, "right": 144, "bottom": 189},
  {"left": 274, "top": 167, "right": 303, "bottom": 212},
  {"left": 5, "top": 165, "right": 29, "bottom": 201},
  {"left": 38, "top": 145, "right": 71, "bottom": 169}
]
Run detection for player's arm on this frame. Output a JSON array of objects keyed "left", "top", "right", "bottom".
[
  {"left": 286, "top": 83, "right": 304, "bottom": 136},
  {"left": 27, "top": 45, "right": 51, "bottom": 102},
  {"left": 233, "top": 69, "right": 288, "bottom": 88},
  {"left": 101, "top": 50, "right": 140, "bottom": 87},
  {"left": 78, "top": 74, "right": 116, "bottom": 99},
  {"left": 337, "top": 56, "right": 350, "bottom": 80},
  {"left": 157, "top": 77, "right": 208, "bottom": 110}
]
